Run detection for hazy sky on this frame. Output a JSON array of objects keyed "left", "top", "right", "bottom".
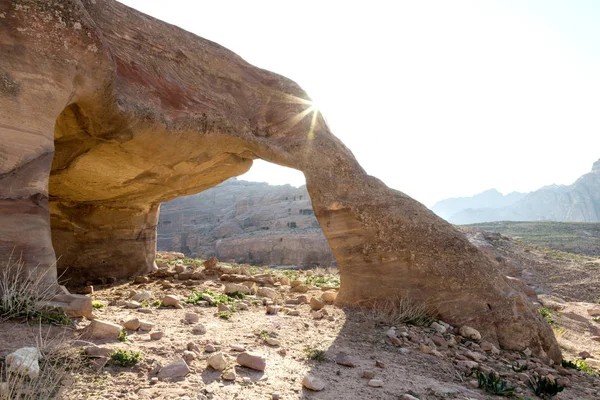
[{"left": 119, "top": 0, "right": 600, "bottom": 207}]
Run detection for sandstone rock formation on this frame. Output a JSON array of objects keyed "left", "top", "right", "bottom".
[
  {"left": 157, "top": 179, "right": 336, "bottom": 267},
  {"left": 434, "top": 159, "right": 600, "bottom": 224},
  {"left": 0, "top": 0, "right": 560, "bottom": 360}
]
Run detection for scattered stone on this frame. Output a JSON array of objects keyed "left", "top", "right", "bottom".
[
  {"left": 296, "top": 295, "right": 309, "bottom": 304},
  {"left": 335, "top": 352, "right": 357, "bottom": 367},
  {"left": 302, "top": 375, "right": 325, "bottom": 391},
  {"left": 205, "top": 344, "right": 216, "bottom": 353},
  {"left": 290, "top": 280, "right": 303, "bottom": 288},
  {"left": 399, "top": 395, "right": 419, "bottom": 400},
  {"left": 203, "top": 257, "right": 218, "bottom": 269},
  {"left": 368, "top": 379, "right": 383, "bottom": 387},
  {"left": 84, "top": 345, "right": 112, "bottom": 358},
  {"left": 173, "top": 264, "right": 186, "bottom": 273},
  {"left": 236, "top": 352, "right": 266, "bottom": 371},
  {"left": 123, "top": 317, "right": 141, "bottom": 331},
  {"left": 138, "top": 308, "right": 153, "bottom": 314},
  {"left": 265, "top": 337, "right": 281, "bottom": 346},
  {"left": 185, "top": 312, "right": 199, "bottom": 324},
  {"left": 586, "top": 307, "right": 600, "bottom": 316},
  {"left": 279, "top": 277, "right": 290, "bottom": 286},
  {"left": 224, "top": 283, "right": 251, "bottom": 295},
  {"left": 390, "top": 337, "right": 402, "bottom": 346},
  {"left": 132, "top": 291, "right": 153, "bottom": 302},
  {"left": 150, "top": 331, "right": 164, "bottom": 340},
  {"left": 272, "top": 392, "right": 280, "bottom": 400},
  {"left": 231, "top": 344, "right": 246, "bottom": 352},
  {"left": 222, "top": 370, "right": 236, "bottom": 381},
  {"left": 122, "top": 300, "right": 141, "bottom": 309},
  {"left": 183, "top": 350, "right": 196, "bottom": 364},
  {"left": 192, "top": 324, "right": 207, "bottom": 334},
  {"left": 47, "top": 293, "right": 94, "bottom": 319},
  {"left": 257, "top": 287, "right": 279, "bottom": 300},
  {"left": 419, "top": 344, "right": 433, "bottom": 354},
  {"left": 430, "top": 321, "right": 446, "bottom": 334},
  {"left": 90, "top": 356, "right": 108, "bottom": 371},
  {"left": 321, "top": 291, "right": 337, "bottom": 302},
  {"left": 287, "top": 310, "right": 300, "bottom": 316},
  {"left": 138, "top": 320, "right": 155, "bottom": 331},
  {"left": 385, "top": 328, "right": 397, "bottom": 339},
  {"left": 305, "top": 270, "right": 313, "bottom": 276},
  {"left": 309, "top": 297, "right": 325, "bottom": 311},
  {"left": 375, "top": 360, "right": 385, "bottom": 368},
  {"left": 459, "top": 326, "right": 481, "bottom": 341},
  {"left": 87, "top": 319, "right": 122, "bottom": 339},
  {"left": 206, "top": 351, "right": 227, "bottom": 371},
  {"left": 291, "top": 284, "right": 309, "bottom": 293},
  {"left": 578, "top": 351, "right": 593, "bottom": 360},
  {"left": 6, "top": 347, "right": 40, "bottom": 379},
  {"left": 134, "top": 276, "right": 149, "bottom": 284},
  {"left": 363, "top": 370, "right": 375, "bottom": 379},
  {"left": 217, "top": 303, "right": 231, "bottom": 313},
  {"left": 266, "top": 305, "right": 280, "bottom": 315},
  {"left": 455, "top": 360, "right": 478, "bottom": 372},
  {"left": 162, "top": 295, "right": 180, "bottom": 307},
  {"left": 157, "top": 359, "right": 190, "bottom": 380}
]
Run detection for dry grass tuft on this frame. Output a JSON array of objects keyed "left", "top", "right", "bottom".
[
  {"left": 0, "top": 324, "right": 81, "bottom": 399},
  {"left": 0, "top": 255, "right": 59, "bottom": 323},
  {"left": 362, "top": 294, "right": 436, "bottom": 327}
]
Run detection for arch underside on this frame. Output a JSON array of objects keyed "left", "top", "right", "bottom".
[{"left": 0, "top": 0, "right": 561, "bottom": 362}]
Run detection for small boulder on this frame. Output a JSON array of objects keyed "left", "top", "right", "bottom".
[
  {"left": 162, "top": 295, "right": 180, "bottom": 307},
  {"left": 237, "top": 352, "right": 266, "bottom": 371},
  {"left": 224, "top": 283, "right": 251, "bottom": 295},
  {"left": 368, "top": 379, "right": 383, "bottom": 387},
  {"left": 192, "top": 324, "right": 207, "bottom": 334},
  {"left": 203, "top": 257, "right": 218, "bottom": 269},
  {"left": 459, "top": 326, "right": 481, "bottom": 341},
  {"left": 257, "top": 287, "right": 279, "bottom": 300},
  {"left": 302, "top": 375, "right": 325, "bottom": 391},
  {"left": 132, "top": 291, "right": 153, "bottom": 302},
  {"left": 6, "top": 347, "right": 40, "bottom": 379},
  {"left": 309, "top": 297, "right": 325, "bottom": 311},
  {"left": 222, "top": 370, "right": 236, "bottom": 381},
  {"left": 123, "top": 318, "right": 140, "bottom": 331},
  {"left": 207, "top": 352, "right": 227, "bottom": 371},
  {"left": 150, "top": 331, "right": 164, "bottom": 340},
  {"left": 157, "top": 359, "right": 190, "bottom": 380},
  {"left": 185, "top": 312, "right": 199, "bottom": 324},
  {"left": 321, "top": 291, "right": 337, "bottom": 302},
  {"left": 87, "top": 319, "right": 122, "bottom": 339},
  {"left": 138, "top": 320, "right": 155, "bottom": 331},
  {"left": 430, "top": 322, "right": 446, "bottom": 334},
  {"left": 335, "top": 352, "right": 357, "bottom": 367}
]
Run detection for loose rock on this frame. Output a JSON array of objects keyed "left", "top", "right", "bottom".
[
  {"left": 157, "top": 359, "right": 190, "bottom": 380},
  {"left": 236, "top": 352, "right": 266, "bottom": 371},
  {"left": 302, "top": 375, "right": 326, "bottom": 391}
]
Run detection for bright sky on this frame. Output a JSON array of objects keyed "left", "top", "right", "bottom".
[{"left": 120, "top": 0, "right": 600, "bottom": 207}]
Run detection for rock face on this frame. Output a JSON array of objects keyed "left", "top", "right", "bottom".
[
  {"left": 0, "top": 0, "right": 560, "bottom": 361},
  {"left": 433, "top": 160, "right": 600, "bottom": 224},
  {"left": 157, "top": 179, "right": 336, "bottom": 267}
]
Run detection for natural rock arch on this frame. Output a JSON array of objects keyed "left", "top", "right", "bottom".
[{"left": 0, "top": 0, "right": 560, "bottom": 361}]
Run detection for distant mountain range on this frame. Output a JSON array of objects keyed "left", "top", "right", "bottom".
[{"left": 431, "top": 159, "right": 600, "bottom": 224}]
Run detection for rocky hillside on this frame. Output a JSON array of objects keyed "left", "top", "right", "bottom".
[
  {"left": 157, "top": 179, "right": 336, "bottom": 268},
  {"left": 432, "top": 159, "right": 600, "bottom": 224}
]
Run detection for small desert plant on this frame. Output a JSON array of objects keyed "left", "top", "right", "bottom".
[
  {"left": 218, "top": 311, "right": 233, "bottom": 320},
  {"left": 91, "top": 300, "right": 105, "bottom": 309},
  {"left": 225, "top": 291, "right": 246, "bottom": 300},
  {"left": 474, "top": 370, "right": 516, "bottom": 396},
  {"left": 304, "top": 346, "right": 326, "bottom": 361},
  {"left": 364, "top": 295, "right": 435, "bottom": 327},
  {"left": 528, "top": 375, "right": 564, "bottom": 397},
  {"left": 186, "top": 289, "right": 231, "bottom": 306},
  {"left": 118, "top": 330, "right": 129, "bottom": 342},
  {"left": 538, "top": 307, "right": 558, "bottom": 327},
  {"left": 110, "top": 349, "right": 142, "bottom": 367},
  {"left": 561, "top": 359, "right": 594, "bottom": 374},
  {"left": 0, "top": 255, "right": 64, "bottom": 324}
]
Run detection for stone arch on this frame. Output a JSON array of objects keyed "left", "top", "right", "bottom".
[{"left": 0, "top": 0, "right": 560, "bottom": 361}]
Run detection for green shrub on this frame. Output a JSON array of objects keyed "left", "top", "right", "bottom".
[
  {"left": 186, "top": 289, "right": 231, "bottom": 306},
  {"left": 92, "top": 300, "right": 105, "bottom": 309},
  {"left": 561, "top": 359, "right": 594, "bottom": 374},
  {"left": 304, "top": 346, "right": 326, "bottom": 361},
  {"left": 118, "top": 330, "right": 128, "bottom": 342},
  {"left": 475, "top": 370, "right": 515, "bottom": 396},
  {"left": 110, "top": 349, "right": 142, "bottom": 367},
  {"left": 528, "top": 375, "right": 563, "bottom": 397}
]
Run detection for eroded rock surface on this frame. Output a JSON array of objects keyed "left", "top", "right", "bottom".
[
  {"left": 0, "top": 0, "right": 560, "bottom": 360},
  {"left": 157, "top": 178, "right": 335, "bottom": 267}
]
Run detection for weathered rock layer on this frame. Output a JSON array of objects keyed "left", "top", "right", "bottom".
[
  {"left": 157, "top": 179, "right": 336, "bottom": 267},
  {"left": 0, "top": 0, "right": 560, "bottom": 360}
]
